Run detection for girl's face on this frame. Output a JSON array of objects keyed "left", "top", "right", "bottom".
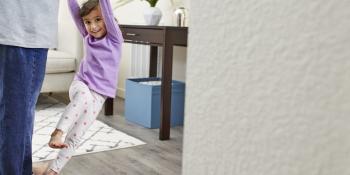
[{"left": 83, "top": 6, "right": 106, "bottom": 39}]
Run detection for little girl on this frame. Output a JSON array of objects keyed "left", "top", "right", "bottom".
[{"left": 33, "top": 0, "right": 123, "bottom": 174}]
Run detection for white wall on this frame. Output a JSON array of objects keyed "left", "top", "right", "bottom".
[
  {"left": 114, "top": 0, "right": 188, "bottom": 98},
  {"left": 182, "top": 0, "right": 350, "bottom": 175}
]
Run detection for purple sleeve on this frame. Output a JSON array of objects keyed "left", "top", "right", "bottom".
[
  {"left": 99, "top": 0, "right": 123, "bottom": 43},
  {"left": 67, "top": 0, "right": 88, "bottom": 36}
]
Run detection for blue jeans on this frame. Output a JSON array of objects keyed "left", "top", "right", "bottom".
[{"left": 0, "top": 44, "right": 48, "bottom": 175}]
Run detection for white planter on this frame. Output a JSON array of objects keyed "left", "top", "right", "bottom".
[{"left": 143, "top": 7, "right": 162, "bottom": 25}]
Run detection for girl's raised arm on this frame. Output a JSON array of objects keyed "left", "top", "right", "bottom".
[
  {"left": 99, "top": 0, "right": 123, "bottom": 43},
  {"left": 67, "top": 0, "right": 88, "bottom": 36}
]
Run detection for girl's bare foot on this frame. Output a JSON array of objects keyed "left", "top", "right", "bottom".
[
  {"left": 48, "top": 129, "right": 68, "bottom": 149},
  {"left": 32, "top": 162, "right": 49, "bottom": 175}
]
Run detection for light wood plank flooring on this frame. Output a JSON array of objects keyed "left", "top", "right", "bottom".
[{"left": 37, "top": 93, "right": 183, "bottom": 175}]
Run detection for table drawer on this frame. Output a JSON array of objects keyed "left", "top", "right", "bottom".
[{"left": 121, "top": 27, "right": 164, "bottom": 45}]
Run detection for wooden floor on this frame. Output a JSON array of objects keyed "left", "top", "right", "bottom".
[{"left": 37, "top": 93, "right": 183, "bottom": 175}]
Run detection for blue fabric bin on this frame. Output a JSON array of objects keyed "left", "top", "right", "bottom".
[{"left": 125, "top": 77, "right": 185, "bottom": 128}]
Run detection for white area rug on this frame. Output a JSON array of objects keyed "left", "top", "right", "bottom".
[{"left": 32, "top": 102, "right": 145, "bottom": 162}]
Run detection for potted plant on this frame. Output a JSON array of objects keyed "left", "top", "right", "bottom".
[{"left": 142, "top": 0, "right": 162, "bottom": 25}]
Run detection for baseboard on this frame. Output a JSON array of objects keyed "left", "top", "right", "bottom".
[{"left": 117, "top": 87, "right": 125, "bottom": 99}]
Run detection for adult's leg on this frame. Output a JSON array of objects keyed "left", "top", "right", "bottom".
[{"left": 0, "top": 45, "right": 48, "bottom": 175}]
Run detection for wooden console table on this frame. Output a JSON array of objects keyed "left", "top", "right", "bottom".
[{"left": 104, "top": 25, "right": 188, "bottom": 140}]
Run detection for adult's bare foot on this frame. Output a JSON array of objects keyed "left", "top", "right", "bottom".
[
  {"left": 46, "top": 169, "right": 58, "bottom": 175},
  {"left": 48, "top": 129, "right": 68, "bottom": 149},
  {"left": 32, "top": 162, "right": 49, "bottom": 175}
]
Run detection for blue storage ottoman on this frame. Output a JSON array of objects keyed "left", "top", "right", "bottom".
[{"left": 125, "top": 77, "right": 185, "bottom": 128}]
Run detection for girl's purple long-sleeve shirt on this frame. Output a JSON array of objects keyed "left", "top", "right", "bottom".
[{"left": 68, "top": 0, "right": 123, "bottom": 98}]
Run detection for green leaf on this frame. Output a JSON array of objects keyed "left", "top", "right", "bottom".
[{"left": 143, "top": 0, "right": 158, "bottom": 7}]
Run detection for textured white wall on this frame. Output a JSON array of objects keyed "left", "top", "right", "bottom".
[{"left": 182, "top": 0, "right": 350, "bottom": 175}]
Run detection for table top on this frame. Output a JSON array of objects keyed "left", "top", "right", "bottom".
[
  {"left": 120, "top": 24, "right": 188, "bottom": 30},
  {"left": 119, "top": 24, "right": 188, "bottom": 46}
]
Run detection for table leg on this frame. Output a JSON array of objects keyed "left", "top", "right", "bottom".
[
  {"left": 105, "top": 97, "right": 114, "bottom": 116},
  {"left": 159, "top": 41, "right": 173, "bottom": 140},
  {"left": 150, "top": 46, "right": 158, "bottom": 77}
]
